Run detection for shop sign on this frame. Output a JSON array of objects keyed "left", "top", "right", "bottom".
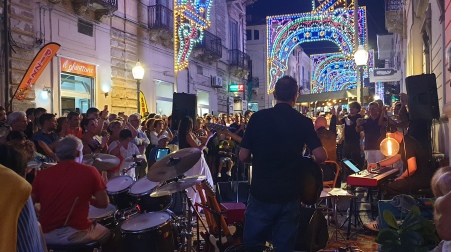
[
  {"left": 60, "top": 57, "right": 96, "bottom": 78},
  {"left": 229, "top": 84, "right": 244, "bottom": 92}
]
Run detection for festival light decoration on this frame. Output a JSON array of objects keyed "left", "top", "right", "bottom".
[
  {"left": 174, "top": 0, "right": 213, "bottom": 73},
  {"left": 309, "top": 50, "right": 374, "bottom": 93},
  {"left": 266, "top": 3, "right": 367, "bottom": 94}
]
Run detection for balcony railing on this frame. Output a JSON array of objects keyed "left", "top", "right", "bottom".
[
  {"left": 148, "top": 4, "right": 173, "bottom": 31},
  {"left": 196, "top": 30, "right": 222, "bottom": 59},
  {"left": 229, "top": 49, "right": 250, "bottom": 70}
]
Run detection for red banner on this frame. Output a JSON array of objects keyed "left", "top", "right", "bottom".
[{"left": 12, "top": 42, "right": 61, "bottom": 101}]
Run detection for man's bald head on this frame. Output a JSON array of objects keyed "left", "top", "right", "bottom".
[{"left": 314, "top": 116, "right": 327, "bottom": 131}]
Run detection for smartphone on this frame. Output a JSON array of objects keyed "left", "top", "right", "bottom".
[{"left": 104, "top": 105, "right": 108, "bottom": 110}]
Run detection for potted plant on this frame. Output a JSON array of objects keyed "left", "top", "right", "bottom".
[{"left": 375, "top": 205, "right": 440, "bottom": 252}]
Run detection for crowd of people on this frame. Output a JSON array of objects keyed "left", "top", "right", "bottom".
[{"left": 1, "top": 74, "right": 450, "bottom": 251}]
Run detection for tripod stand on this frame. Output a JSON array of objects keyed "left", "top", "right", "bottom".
[{"left": 178, "top": 189, "right": 205, "bottom": 252}]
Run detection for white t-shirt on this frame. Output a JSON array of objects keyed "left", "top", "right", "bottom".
[{"left": 109, "top": 140, "right": 140, "bottom": 177}]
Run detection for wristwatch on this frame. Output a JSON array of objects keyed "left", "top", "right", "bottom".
[{"left": 376, "top": 162, "right": 381, "bottom": 168}]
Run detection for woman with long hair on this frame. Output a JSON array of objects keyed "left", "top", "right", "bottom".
[{"left": 177, "top": 116, "right": 214, "bottom": 203}]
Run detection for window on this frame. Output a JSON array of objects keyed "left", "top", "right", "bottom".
[
  {"left": 77, "top": 19, "right": 93, "bottom": 37},
  {"left": 197, "top": 65, "right": 203, "bottom": 75},
  {"left": 230, "top": 20, "right": 239, "bottom": 49},
  {"left": 60, "top": 74, "right": 94, "bottom": 115},
  {"left": 246, "top": 29, "right": 252, "bottom": 40},
  {"left": 253, "top": 30, "right": 259, "bottom": 40}
]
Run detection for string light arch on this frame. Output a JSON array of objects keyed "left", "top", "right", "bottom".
[{"left": 266, "top": 4, "right": 368, "bottom": 94}]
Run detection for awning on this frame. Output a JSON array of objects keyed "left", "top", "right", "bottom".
[{"left": 296, "top": 87, "right": 369, "bottom": 104}]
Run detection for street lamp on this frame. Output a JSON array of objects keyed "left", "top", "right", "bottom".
[
  {"left": 354, "top": 45, "right": 368, "bottom": 105},
  {"left": 132, "top": 60, "right": 145, "bottom": 114}
]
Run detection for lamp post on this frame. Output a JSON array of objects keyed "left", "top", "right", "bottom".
[
  {"left": 354, "top": 45, "right": 369, "bottom": 105},
  {"left": 132, "top": 60, "right": 145, "bottom": 114}
]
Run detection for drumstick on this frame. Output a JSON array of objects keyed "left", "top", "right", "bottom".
[{"left": 64, "top": 197, "right": 79, "bottom": 226}]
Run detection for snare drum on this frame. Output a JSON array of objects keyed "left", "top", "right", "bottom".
[
  {"left": 106, "top": 176, "right": 135, "bottom": 210},
  {"left": 129, "top": 177, "right": 172, "bottom": 213},
  {"left": 88, "top": 203, "right": 117, "bottom": 229},
  {"left": 121, "top": 212, "right": 174, "bottom": 252}
]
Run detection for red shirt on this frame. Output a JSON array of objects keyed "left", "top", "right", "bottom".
[
  {"left": 32, "top": 160, "right": 106, "bottom": 233},
  {"left": 67, "top": 127, "right": 83, "bottom": 139}
]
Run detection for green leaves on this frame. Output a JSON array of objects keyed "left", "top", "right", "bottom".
[{"left": 376, "top": 205, "right": 439, "bottom": 252}]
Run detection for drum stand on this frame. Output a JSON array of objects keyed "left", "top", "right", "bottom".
[{"left": 178, "top": 189, "right": 203, "bottom": 252}]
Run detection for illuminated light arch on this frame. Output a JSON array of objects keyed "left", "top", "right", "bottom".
[
  {"left": 310, "top": 50, "right": 374, "bottom": 93},
  {"left": 267, "top": 7, "right": 367, "bottom": 93},
  {"left": 174, "top": 0, "right": 213, "bottom": 73}
]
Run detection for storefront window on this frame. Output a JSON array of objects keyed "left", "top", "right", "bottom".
[
  {"left": 60, "top": 57, "right": 96, "bottom": 116},
  {"left": 197, "top": 90, "right": 210, "bottom": 116},
  {"left": 156, "top": 80, "right": 174, "bottom": 116},
  {"left": 61, "top": 74, "right": 93, "bottom": 116}
]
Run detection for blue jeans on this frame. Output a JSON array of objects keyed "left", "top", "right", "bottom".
[{"left": 243, "top": 194, "right": 301, "bottom": 251}]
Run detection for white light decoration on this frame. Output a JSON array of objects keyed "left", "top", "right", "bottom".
[
  {"left": 354, "top": 45, "right": 369, "bottom": 66},
  {"left": 132, "top": 61, "right": 145, "bottom": 80},
  {"left": 40, "top": 87, "right": 51, "bottom": 100}
]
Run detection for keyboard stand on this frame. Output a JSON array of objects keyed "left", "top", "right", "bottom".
[{"left": 340, "top": 186, "right": 365, "bottom": 240}]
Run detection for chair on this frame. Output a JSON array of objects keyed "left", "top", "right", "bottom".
[
  {"left": 321, "top": 161, "right": 341, "bottom": 188},
  {"left": 47, "top": 241, "right": 100, "bottom": 252}
]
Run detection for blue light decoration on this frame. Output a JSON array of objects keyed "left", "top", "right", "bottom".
[
  {"left": 310, "top": 50, "right": 374, "bottom": 93},
  {"left": 266, "top": 0, "right": 368, "bottom": 94},
  {"left": 174, "top": 0, "right": 213, "bottom": 73}
]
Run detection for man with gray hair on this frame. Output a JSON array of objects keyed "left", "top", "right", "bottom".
[
  {"left": 32, "top": 135, "right": 110, "bottom": 246},
  {"left": 7, "top": 111, "right": 28, "bottom": 134}
]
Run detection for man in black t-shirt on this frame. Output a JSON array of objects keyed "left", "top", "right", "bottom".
[
  {"left": 239, "top": 76, "right": 327, "bottom": 251},
  {"left": 367, "top": 125, "right": 432, "bottom": 197},
  {"left": 338, "top": 101, "right": 363, "bottom": 168},
  {"left": 356, "top": 102, "right": 386, "bottom": 165}
]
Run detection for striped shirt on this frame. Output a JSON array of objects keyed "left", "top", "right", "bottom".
[{"left": 17, "top": 198, "right": 45, "bottom": 252}]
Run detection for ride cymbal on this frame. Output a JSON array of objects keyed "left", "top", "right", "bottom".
[{"left": 147, "top": 148, "right": 201, "bottom": 182}]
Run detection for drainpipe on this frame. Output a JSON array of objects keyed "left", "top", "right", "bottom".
[{"left": 4, "top": 0, "right": 10, "bottom": 110}]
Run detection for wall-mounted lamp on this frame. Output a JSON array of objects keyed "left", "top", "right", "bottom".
[
  {"left": 101, "top": 84, "right": 111, "bottom": 98},
  {"left": 41, "top": 87, "right": 51, "bottom": 100}
]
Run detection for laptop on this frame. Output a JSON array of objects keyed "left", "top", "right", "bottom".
[
  {"left": 156, "top": 148, "right": 170, "bottom": 161},
  {"left": 342, "top": 159, "right": 363, "bottom": 174}
]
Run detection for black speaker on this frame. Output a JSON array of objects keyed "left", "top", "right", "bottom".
[
  {"left": 405, "top": 74, "right": 440, "bottom": 121},
  {"left": 171, "top": 93, "right": 197, "bottom": 131}
]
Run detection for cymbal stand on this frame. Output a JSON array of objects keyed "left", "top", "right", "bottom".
[{"left": 178, "top": 188, "right": 203, "bottom": 252}]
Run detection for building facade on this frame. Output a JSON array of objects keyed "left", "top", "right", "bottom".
[
  {"left": 246, "top": 23, "right": 311, "bottom": 111},
  {"left": 389, "top": 0, "right": 449, "bottom": 161},
  {"left": 1, "top": 0, "right": 252, "bottom": 117}
]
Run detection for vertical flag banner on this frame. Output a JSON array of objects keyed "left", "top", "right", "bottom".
[
  {"left": 139, "top": 91, "right": 149, "bottom": 118},
  {"left": 12, "top": 42, "right": 61, "bottom": 102}
]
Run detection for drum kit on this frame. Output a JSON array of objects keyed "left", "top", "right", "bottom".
[{"left": 86, "top": 148, "right": 209, "bottom": 252}]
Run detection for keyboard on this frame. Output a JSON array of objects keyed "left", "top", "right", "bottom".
[{"left": 347, "top": 168, "right": 399, "bottom": 187}]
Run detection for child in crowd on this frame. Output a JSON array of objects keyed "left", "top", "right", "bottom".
[{"left": 217, "top": 140, "right": 233, "bottom": 177}]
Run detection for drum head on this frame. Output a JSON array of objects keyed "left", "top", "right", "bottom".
[
  {"left": 88, "top": 203, "right": 117, "bottom": 219},
  {"left": 106, "top": 176, "right": 134, "bottom": 193},
  {"left": 129, "top": 177, "right": 160, "bottom": 196},
  {"left": 121, "top": 212, "right": 171, "bottom": 232}
]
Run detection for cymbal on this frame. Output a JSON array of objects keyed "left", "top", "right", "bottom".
[
  {"left": 150, "top": 175, "right": 206, "bottom": 197},
  {"left": 83, "top": 153, "right": 120, "bottom": 171},
  {"left": 147, "top": 148, "right": 201, "bottom": 182},
  {"left": 123, "top": 154, "right": 146, "bottom": 163}
]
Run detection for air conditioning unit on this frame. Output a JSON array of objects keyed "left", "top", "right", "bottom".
[{"left": 211, "top": 76, "right": 223, "bottom": 88}]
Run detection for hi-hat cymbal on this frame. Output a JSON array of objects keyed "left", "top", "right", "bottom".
[
  {"left": 123, "top": 154, "right": 146, "bottom": 163},
  {"left": 147, "top": 148, "right": 201, "bottom": 182},
  {"left": 150, "top": 175, "right": 206, "bottom": 197},
  {"left": 83, "top": 153, "right": 120, "bottom": 171}
]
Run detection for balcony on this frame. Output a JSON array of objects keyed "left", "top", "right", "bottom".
[
  {"left": 385, "top": 0, "right": 403, "bottom": 34},
  {"left": 193, "top": 31, "right": 222, "bottom": 63},
  {"left": 148, "top": 4, "right": 173, "bottom": 46},
  {"left": 71, "top": 0, "right": 118, "bottom": 21},
  {"left": 229, "top": 49, "right": 250, "bottom": 78}
]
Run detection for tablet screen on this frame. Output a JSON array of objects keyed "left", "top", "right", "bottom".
[
  {"left": 342, "top": 159, "right": 361, "bottom": 173},
  {"left": 156, "top": 148, "right": 170, "bottom": 161}
]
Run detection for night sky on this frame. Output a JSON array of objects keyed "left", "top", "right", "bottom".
[{"left": 247, "top": 0, "right": 388, "bottom": 65}]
